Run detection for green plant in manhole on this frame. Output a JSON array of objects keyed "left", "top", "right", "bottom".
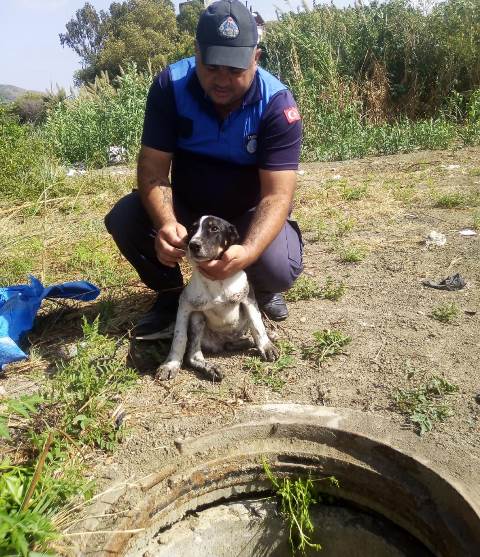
[
  {"left": 392, "top": 373, "right": 459, "bottom": 435},
  {"left": 263, "top": 459, "right": 339, "bottom": 555},
  {"left": 243, "top": 340, "right": 295, "bottom": 391},
  {"left": 431, "top": 302, "right": 460, "bottom": 323},
  {"left": 302, "top": 330, "right": 351, "bottom": 364}
]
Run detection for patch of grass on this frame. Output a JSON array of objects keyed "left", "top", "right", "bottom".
[
  {"left": 431, "top": 302, "right": 460, "bottom": 323},
  {"left": 473, "top": 211, "right": 480, "bottom": 229},
  {"left": 0, "top": 317, "right": 137, "bottom": 555},
  {"left": 322, "top": 276, "right": 346, "bottom": 301},
  {"left": 263, "top": 459, "right": 339, "bottom": 555},
  {"left": 433, "top": 192, "right": 467, "bottom": 208},
  {"left": 285, "top": 276, "right": 322, "bottom": 302},
  {"left": 393, "top": 374, "right": 459, "bottom": 435},
  {"left": 338, "top": 245, "right": 367, "bottom": 263},
  {"left": 341, "top": 184, "right": 367, "bottom": 201},
  {"left": 334, "top": 214, "right": 356, "bottom": 237},
  {"left": 244, "top": 340, "right": 295, "bottom": 391},
  {"left": 302, "top": 329, "right": 351, "bottom": 364}
]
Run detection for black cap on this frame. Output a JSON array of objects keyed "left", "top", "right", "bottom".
[{"left": 196, "top": 0, "right": 258, "bottom": 70}]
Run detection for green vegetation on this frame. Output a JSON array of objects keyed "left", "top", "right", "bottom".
[
  {"left": 263, "top": 459, "right": 339, "bottom": 555},
  {"left": 286, "top": 276, "right": 345, "bottom": 302},
  {"left": 302, "top": 330, "right": 351, "bottom": 364},
  {"left": 244, "top": 340, "right": 295, "bottom": 391},
  {"left": 43, "top": 65, "right": 151, "bottom": 166},
  {"left": 285, "top": 276, "right": 322, "bottom": 302},
  {"left": 0, "top": 318, "right": 137, "bottom": 554},
  {"left": 60, "top": 0, "right": 195, "bottom": 84},
  {"left": 431, "top": 302, "right": 460, "bottom": 323},
  {"left": 338, "top": 245, "right": 367, "bottom": 263},
  {"left": 393, "top": 373, "right": 459, "bottom": 435},
  {"left": 264, "top": 0, "right": 480, "bottom": 161}
]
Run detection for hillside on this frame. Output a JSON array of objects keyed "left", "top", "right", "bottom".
[{"left": 0, "top": 83, "right": 40, "bottom": 103}]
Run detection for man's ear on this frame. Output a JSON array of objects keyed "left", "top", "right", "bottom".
[
  {"left": 254, "top": 48, "right": 262, "bottom": 63},
  {"left": 228, "top": 224, "right": 240, "bottom": 246}
]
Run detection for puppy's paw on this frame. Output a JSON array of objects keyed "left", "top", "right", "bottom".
[
  {"left": 155, "top": 361, "right": 180, "bottom": 381},
  {"left": 259, "top": 341, "right": 279, "bottom": 362},
  {"left": 202, "top": 363, "right": 225, "bottom": 382}
]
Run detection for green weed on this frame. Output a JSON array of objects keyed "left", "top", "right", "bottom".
[
  {"left": 431, "top": 303, "right": 460, "bottom": 324},
  {"left": 334, "top": 215, "right": 356, "bottom": 237},
  {"left": 433, "top": 193, "right": 467, "bottom": 208},
  {"left": 302, "top": 330, "right": 351, "bottom": 364},
  {"left": 244, "top": 340, "right": 295, "bottom": 391},
  {"left": 263, "top": 459, "right": 339, "bottom": 555},
  {"left": 286, "top": 276, "right": 322, "bottom": 302},
  {"left": 338, "top": 245, "right": 366, "bottom": 263},
  {"left": 0, "top": 318, "right": 137, "bottom": 555},
  {"left": 393, "top": 374, "right": 459, "bottom": 435},
  {"left": 473, "top": 211, "right": 480, "bottom": 230},
  {"left": 322, "top": 276, "right": 345, "bottom": 301},
  {"left": 341, "top": 184, "right": 367, "bottom": 201}
]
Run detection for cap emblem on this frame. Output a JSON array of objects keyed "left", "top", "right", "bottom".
[{"left": 218, "top": 16, "right": 239, "bottom": 39}]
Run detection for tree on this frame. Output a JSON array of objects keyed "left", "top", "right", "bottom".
[
  {"left": 60, "top": 0, "right": 194, "bottom": 85},
  {"left": 177, "top": 0, "right": 204, "bottom": 35}
]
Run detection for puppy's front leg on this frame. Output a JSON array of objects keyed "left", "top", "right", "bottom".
[
  {"left": 155, "top": 303, "right": 191, "bottom": 381},
  {"left": 242, "top": 298, "right": 279, "bottom": 362},
  {"left": 185, "top": 312, "right": 224, "bottom": 382}
]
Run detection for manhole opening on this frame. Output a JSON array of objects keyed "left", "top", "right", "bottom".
[
  {"left": 106, "top": 410, "right": 480, "bottom": 557},
  {"left": 146, "top": 489, "right": 433, "bottom": 557}
]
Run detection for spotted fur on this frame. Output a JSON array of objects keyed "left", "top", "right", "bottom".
[{"left": 155, "top": 215, "right": 278, "bottom": 382}]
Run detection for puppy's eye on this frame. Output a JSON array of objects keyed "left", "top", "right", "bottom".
[{"left": 210, "top": 225, "right": 219, "bottom": 232}]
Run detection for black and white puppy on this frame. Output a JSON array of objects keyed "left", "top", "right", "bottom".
[{"left": 155, "top": 215, "right": 279, "bottom": 382}]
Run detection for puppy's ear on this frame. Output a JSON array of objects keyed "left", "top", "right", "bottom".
[{"left": 227, "top": 224, "right": 240, "bottom": 247}]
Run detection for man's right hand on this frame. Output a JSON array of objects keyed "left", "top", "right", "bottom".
[{"left": 155, "top": 222, "right": 187, "bottom": 267}]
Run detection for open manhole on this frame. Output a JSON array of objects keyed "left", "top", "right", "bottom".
[{"left": 103, "top": 405, "right": 480, "bottom": 557}]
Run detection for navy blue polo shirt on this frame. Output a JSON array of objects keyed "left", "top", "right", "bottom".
[{"left": 141, "top": 57, "right": 302, "bottom": 220}]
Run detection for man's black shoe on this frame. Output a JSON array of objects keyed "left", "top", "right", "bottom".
[
  {"left": 133, "top": 292, "right": 179, "bottom": 340},
  {"left": 256, "top": 292, "right": 288, "bottom": 321}
]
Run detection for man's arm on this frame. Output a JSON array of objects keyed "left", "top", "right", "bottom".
[
  {"left": 137, "top": 145, "right": 187, "bottom": 267},
  {"left": 199, "top": 169, "right": 296, "bottom": 279}
]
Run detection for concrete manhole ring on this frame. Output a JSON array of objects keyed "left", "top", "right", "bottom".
[{"left": 96, "top": 405, "right": 480, "bottom": 556}]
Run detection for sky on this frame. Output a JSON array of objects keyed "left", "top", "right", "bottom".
[{"left": 0, "top": 0, "right": 351, "bottom": 92}]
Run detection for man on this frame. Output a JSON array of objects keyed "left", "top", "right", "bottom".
[{"left": 105, "top": 0, "right": 303, "bottom": 340}]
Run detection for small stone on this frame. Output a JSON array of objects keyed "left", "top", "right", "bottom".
[
  {"left": 299, "top": 317, "right": 306, "bottom": 323},
  {"left": 0, "top": 385, "right": 6, "bottom": 397}
]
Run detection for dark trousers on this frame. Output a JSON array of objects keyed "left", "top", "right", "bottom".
[{"left": 104, "top": 191, "right": 303, "bottom": 295}]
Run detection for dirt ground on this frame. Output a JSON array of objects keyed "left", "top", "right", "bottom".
[{"left": 2, "top": 147, "right": 480, "bottom": 539}]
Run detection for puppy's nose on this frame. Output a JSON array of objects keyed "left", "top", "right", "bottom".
[{"left": 189, "top": 240, "right": 201, "bottom": 254}]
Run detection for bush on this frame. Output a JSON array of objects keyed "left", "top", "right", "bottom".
[
  {"left": 43, "top": 64, "right": 151, "bottom": 166},
  {"left": 0, "top": 107, "right": 63, "bottom": 202}
]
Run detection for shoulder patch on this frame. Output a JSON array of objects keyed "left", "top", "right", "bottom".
[{"left": 283, "top": 106, "right": 301, "bottom": 124}]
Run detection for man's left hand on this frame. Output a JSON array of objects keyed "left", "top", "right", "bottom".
[{"left": 198, "top": 245, "right": 254, "bottom": 280}]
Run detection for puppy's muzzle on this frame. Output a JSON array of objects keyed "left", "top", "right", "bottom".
[{"left": 189, "top": 239, "right": 202, "bottom": 256}]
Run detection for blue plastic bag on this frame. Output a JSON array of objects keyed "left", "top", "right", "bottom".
[{"left": 0, "top": 276, "right": 100, "bottom": 369}]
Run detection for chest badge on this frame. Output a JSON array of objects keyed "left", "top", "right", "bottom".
[
  {"left": 245, "top": 134, "right": 258, "bottom": 154},
  {"left": 218, "top": 17, "right": 239, "bottom": 39}
]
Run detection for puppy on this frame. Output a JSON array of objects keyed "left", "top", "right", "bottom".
[{"left": 155, "top": 215, "right": 279, "bottom": 382}]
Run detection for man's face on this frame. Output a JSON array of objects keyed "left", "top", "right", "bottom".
[{"left": 195, "top": 46, "right": 260, "bottom": 110}]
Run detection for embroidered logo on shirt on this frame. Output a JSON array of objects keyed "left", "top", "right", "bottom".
[
  {"left": 284, "top": 106, "right": 301, "bottom": 124},
  {"left": 218, "top": 17, "right": 239, "bottom": 39},
  {"left": 245, "top": 134, "right": 258, "bottom": 154}
]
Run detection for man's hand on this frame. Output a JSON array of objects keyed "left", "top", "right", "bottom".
[
  {"left": 156, "top": 222, "right": 187, "bottom": 267},
  {"left": 198, "top": 244, "right": 254, "bottom": 280}
]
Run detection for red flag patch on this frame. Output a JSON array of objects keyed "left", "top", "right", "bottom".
[{"left": 284, "top": 106, "right": 301, "bottom": 124}]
